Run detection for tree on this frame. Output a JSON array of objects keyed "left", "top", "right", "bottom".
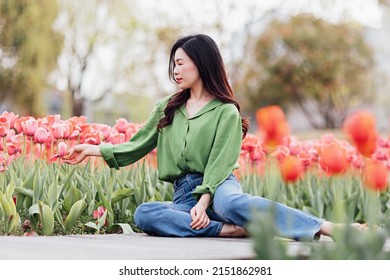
[
  {"left": 0, "top": 0, "right": 63, "bottom": 116},
  {"left": 234, "top": 15, "right": 375, "bottom": 129},
  {"left": 54, "top": 0, "right": 142, "bottom": 117}
]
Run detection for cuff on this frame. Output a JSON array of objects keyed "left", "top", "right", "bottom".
[
  {"left": 192, "top": 184, "right": 215, "bottom": 201},
  {"left": 99, "top": 143, "right": 120, "bottom": 170}
]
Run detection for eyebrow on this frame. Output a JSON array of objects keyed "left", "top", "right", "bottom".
[{"left": 175, "top": 57, "right": 184, "bottom": 62}]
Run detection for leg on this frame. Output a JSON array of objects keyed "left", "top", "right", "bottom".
[
  {"left": 213, "top": 175, "right": 323, "bottom": 240},
  {"left": 134, "top": 201, "right": 223, "bottom": 237}
]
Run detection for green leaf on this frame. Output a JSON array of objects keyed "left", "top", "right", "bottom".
[
  {"left": 28, "top": 203, "right": 39, "bottom": 216},
  {"left": 112, "top": 223, "right": 135, "bottom": 235},
  {"left": 84, "top": 222, "right": 99, "bottom": 231},
  {"left": 7, "top": 212, "right": 20, "bottom": 234},
  {"left": 64, "top": 198, "right": 87, "bottom": 233},
  {"left": 63, "top": 186, "right": 83, "bottom": 213},
  {"left": 74, "top": 173, "right": 92, "bottom": 202},
  {"left": 111, "top": 188, "right": 133, "bottom": 204},
  {"left": 97, "top": 209, "right": 107, "bottom": 229},
  {"left": 21, "top": 167, "right": 35, "bottom": 189},
  {"left": 0, "top": 193, "right": 13, "bottom": 218},
  {"left": 15, "top": 193, "right": 26, "bottom": 211},
  {"left": 60, "top": 166, "right": 77, "bottom": 193},
  {"left": 14, "top": 187, "right": 34, "bottom": 198},
  {"left": 54, "top": 208, "right": 64, "bottom": 229},
  {"left": 47, "top": 180, "right": 60, "bottom": 210},
  {"left": 38, "top": 201, "right": 54, "bottom": 236},
  {"left": 133, "top": 183, "right": 146, "bottom": 205},
  {"left": 33, "top": 164, "right": 42, "bottom": 203},
  {"left": 5, "top": 182, "right": 15, "bottom": 201}
]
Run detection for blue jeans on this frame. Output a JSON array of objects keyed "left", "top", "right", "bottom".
[{"left": 134, "top": 173, "right": 323, "bottom": 240}]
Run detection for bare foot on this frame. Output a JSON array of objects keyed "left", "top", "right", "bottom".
[
  {"left": 219, "top": 224, "right": 248, "bottom": 237},
  {"left": 319, "top": 221, "right": 369, "bottom": 237}
]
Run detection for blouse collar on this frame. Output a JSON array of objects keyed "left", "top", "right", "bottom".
[{"left": 180, "top": 98, "right": 223, "bottom": 119}]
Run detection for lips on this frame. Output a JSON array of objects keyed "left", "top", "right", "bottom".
[{"left": 175, "top": 78, "right": 182, "bottom": 83}]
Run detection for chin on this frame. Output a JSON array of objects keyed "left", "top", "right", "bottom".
[{"left": 177, "top": 84, "right": 188, "bottom": 90}]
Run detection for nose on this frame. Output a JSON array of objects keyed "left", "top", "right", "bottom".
[{"left": 173, "top": 65, "right": 179, "bottom": 75}]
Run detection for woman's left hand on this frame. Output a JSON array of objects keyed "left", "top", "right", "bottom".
[{"left": 190, "top": 204, "right": 210, "bottom": 230}]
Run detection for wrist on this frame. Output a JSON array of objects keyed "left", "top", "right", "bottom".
[{"left": 196, "top": 203, "right": 207, "bottom": 210}]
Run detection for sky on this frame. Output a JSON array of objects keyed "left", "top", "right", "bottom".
[{"left": 139, "top": 0, "right": 383, "bottom": 31}]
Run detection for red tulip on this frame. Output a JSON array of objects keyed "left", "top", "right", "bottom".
[
  {"left": 318, "top": 142, "right": 348, "bottom": 175},
  {"left": 256, "top": 106, "right": 290, "bottom": 148},
  {"left": 363, "top": 160, "right": 388, "bottom": 192},
  {"left": 280, "top": 155, "right": 303, "bottom": 183},
  {"left": 343, "top": 110, "right": 378, "bottom": 157}
]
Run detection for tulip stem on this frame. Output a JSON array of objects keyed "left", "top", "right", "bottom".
[
  {"left": 2, "top": 137, "right": 7, "bottom": 155},
  {"left": 29, "top": 137, "right": 34, "bottom": 166}
]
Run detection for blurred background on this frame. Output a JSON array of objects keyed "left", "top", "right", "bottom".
[{"left": 0, "top": 0, "right": 389, "bottom": 132}]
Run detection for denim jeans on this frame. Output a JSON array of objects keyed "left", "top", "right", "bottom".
[{"left": 134, "top": 173, "right": 323, "bottom": 240}]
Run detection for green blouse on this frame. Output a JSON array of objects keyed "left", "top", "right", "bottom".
[{"left": 99, "top": 94, "right": 243, "bottom": 201}]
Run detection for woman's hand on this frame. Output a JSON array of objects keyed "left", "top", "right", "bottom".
[
  {"left": 190, "top": 204, "right": 210, "bottom": 230},
  {"left": 63, "top": 144, "right": 102, "bottom": 165}
]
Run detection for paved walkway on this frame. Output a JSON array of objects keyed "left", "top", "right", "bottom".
[
  {"left": 0, "top": 233, "right": 254, "bottom": 260},
  {"left": 1, "top": 233, "right": 390, "bottom": 260}
]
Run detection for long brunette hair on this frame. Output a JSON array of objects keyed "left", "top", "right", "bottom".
[{"left": 157, "top": 34, "right": 249, "bottom": 138}]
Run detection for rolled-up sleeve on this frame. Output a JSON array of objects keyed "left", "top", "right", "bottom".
[{"left": 99, "top": 99, "right": 167, "bottom": 169}]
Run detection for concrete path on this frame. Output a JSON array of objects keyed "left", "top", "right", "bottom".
[
  {"left": 0, "top": 233, "right": 255, "bottom": 260},
  {"left": 1, "top": 234, "right": 390, "bottom": 260}
]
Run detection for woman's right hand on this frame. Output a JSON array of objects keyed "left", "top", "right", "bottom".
[{"left": 63, "top": 144, "right": 102, "bottom": 165}]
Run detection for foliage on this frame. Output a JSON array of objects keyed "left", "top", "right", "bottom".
[
  {"left": 235, "top": 14, "right": 374, "bottom": 129},
  {"left": 0, "top": 0, "right": 63, "bottom": 116},
  {"left": 249, "top": 210, "right": 390, "bottom": 260},
  {"left": 0, "top": 157, "right": 173, "bottom": 236}
]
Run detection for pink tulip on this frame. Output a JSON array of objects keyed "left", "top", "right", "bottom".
[
  {"left": 114, "top": 118, "right": 129, "bottom": 134},
  {"left": 48, "top": 141, "right": 68, "bottom": 163},
  {"left": 34, "top": 127, "right": 49, "bottom": 144},
  {"left": 22, "top": 118, "right": 38, "bottom": 136},
  {"left": 1, "top": 111, "right": 18, "bottom": 129},
  {"left": 97, "top": 124, "right": 111, "bottom": 140},
  {"left": 85, "top": 131, "right": 102, "bottom": 145},
  {"left": 46, "top": 114, "right": 62, "bottom": 125},
  {"left": 93, "top": 206, "right": 106, "bottom": 219},
  {"left": 58, "top": 142, "right": 68, "bottom": 157},
  {"left": 51, "top": 123, "right": 66, "bottom": 139},
  {"left": 0, "top": 125, "right": 8, "bottom": 138}
]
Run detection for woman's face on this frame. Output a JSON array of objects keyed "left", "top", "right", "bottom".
[{"left": 173, "top": 48, "right": 201, "bottom": 90}]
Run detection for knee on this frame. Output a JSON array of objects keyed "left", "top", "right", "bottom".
[
  {"left": 214, "top": 195, "right": 244, "bottom": 219},
  {"left": 134, "top": 202, "right": 159, "bottom": 231}
]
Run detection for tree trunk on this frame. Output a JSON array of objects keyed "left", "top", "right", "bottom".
[{"left": 73, "top": 98, "right": 84, "bottom": 116}]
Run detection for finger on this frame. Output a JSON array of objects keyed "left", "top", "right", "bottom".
[
  {"left": 191, "top": 215, "right": 208, "bottom": 229},
  {"left": 64, "top": 147, "right": 75, "bottom": 158},
  {"left": 190, "top": 209, "right": 203, "bottom": 225}
]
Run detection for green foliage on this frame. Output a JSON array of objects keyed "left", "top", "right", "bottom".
[
  {"left": 0, "top": 0, "right": 63, "bottom": 116},
  {"left": 235, "top": 15, "right": 374, "bottom": 128},
  {"left": 249, "top": 210, "right": 390, "bottom": 260},
  {"left": 1, "top": 156, "right": 390, "bottom": 259}
]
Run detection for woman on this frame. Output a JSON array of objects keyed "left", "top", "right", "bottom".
[{"left": 64, "top": 34, "right": 362, "bottom": 239}]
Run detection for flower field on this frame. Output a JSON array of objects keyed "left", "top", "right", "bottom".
[{"left": 0, "top": 107, "right": 390, "bottom": 258}]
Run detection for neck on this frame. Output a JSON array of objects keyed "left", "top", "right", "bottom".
[{"left": 189, "top": 88, "right": 211, "bottom": 101}]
